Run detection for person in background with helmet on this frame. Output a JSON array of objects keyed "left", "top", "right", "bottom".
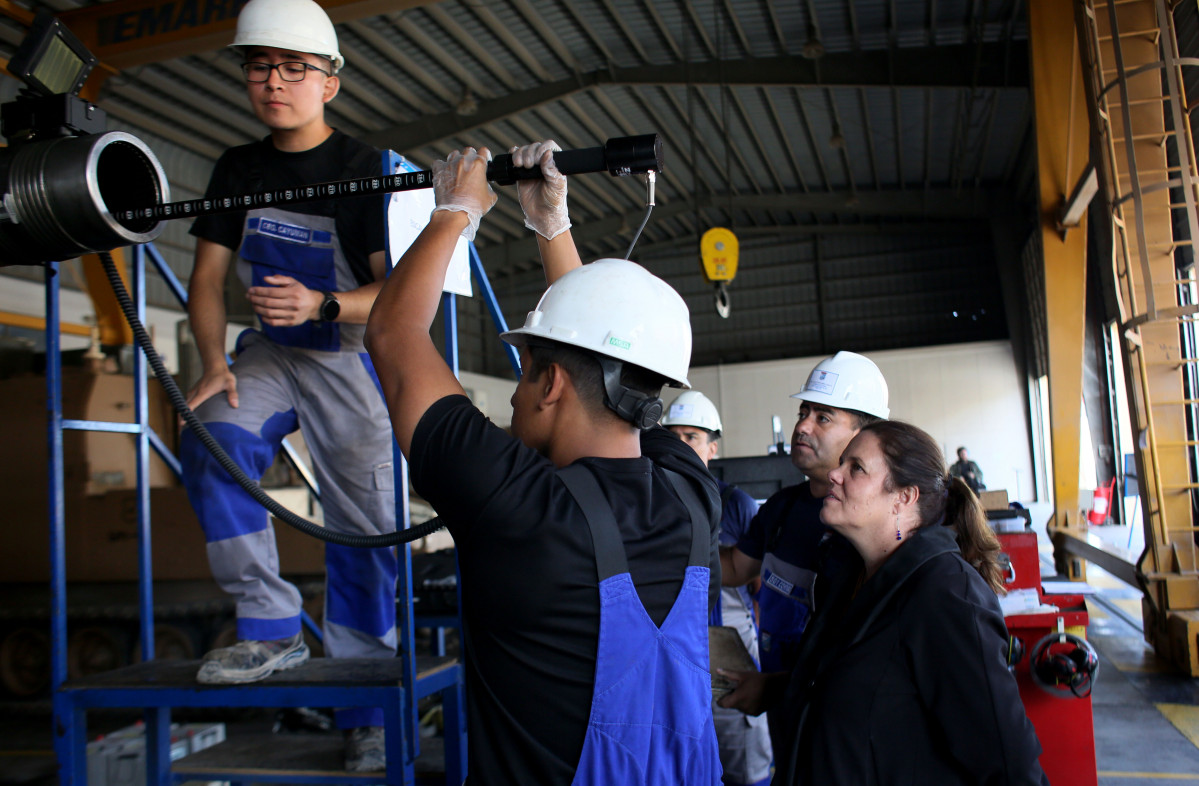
[
  {"left": 178, "top": 0, "right": 395, "bottom": 771},
  {"left": 716, "top": 351, "right": 889, "bottom": 754},
  {"left": 662, "top": 391, "right": 773, "bottom": 786},
  {"left": 364, "top": 143, "right": 723, "bottom": 784}
]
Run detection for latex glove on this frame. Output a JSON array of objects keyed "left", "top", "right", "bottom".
[
  {"left": 432, "top": 147, "right": 497, "bottom": 241},
  {"left": 511, "top": 140, "right": 570, "bottom": 240}
]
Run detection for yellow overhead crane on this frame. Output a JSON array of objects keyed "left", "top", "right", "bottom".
[
  {"left": 1033, "top": 0, "right": 1199, "bottom": 675},
  {"left": 1030, "top": 0, "right": 1090, "bottom": 549}
]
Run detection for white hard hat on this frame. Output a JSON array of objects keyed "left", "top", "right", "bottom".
[
  {"left": 231, "top": 0, "right": 344, "bottom": 73},
  {"left": 501, "top": 258, "right": 692, "bottom": 388},
  {"left": 661, "top": 390, "right": 723, "bottom": 434},
  {"left": 792, "top": 351, "right": 890, "bottom": 419}
]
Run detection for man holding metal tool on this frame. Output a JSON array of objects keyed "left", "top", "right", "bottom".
[
  {"left": 365, "top": 141, "right": 723, "bottom": 784},
  {"left": 178, "top": 0, "right": 395, "bottom": 771}
]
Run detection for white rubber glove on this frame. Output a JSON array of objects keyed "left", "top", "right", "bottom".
[
  {"left": 511, "top": 140, "right": 570, "bottom": 240},
  {"left": 431, "top": 147, "right": 497, "bottom": 242}
]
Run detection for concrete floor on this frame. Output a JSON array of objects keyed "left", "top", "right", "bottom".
[
  {"left": 1088, "top": 583, "right": 1199, "bottom": 785},
  {"left": 1025, "top": 500, "right": 1199, "bottom": 785}
]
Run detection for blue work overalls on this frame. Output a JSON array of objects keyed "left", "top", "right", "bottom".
[
  {"left": 754, "top": 494, "right": 820, "bottom": 675},
  {"left": 559, "top": 464, "right": 722, "bottom": 786},
  {"left": 180, "top": 205, "right": 397, "bottom": 729},
  {"left": 757, "top": 552, "right": 817, "bottom": 674}
]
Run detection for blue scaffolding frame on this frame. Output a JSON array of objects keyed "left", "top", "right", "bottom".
[{"left": 44, "top": 185, "right": 520, "bottom": 782}]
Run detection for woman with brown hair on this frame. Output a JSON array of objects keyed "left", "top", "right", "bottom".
[{"left": 773, "top": 420, "right": 1047, "bottom": 785}]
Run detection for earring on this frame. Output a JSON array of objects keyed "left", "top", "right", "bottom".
[{"left": 895, "top": 513, "right": 902, "bottom": 541}]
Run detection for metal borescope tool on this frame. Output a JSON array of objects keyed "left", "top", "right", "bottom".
[
  {"left": 0, "top": 134, "right": 664, "bottom": 266},
  {"left": 0, "top": 17, "right": 670, "bottom": 546},
  {"left": 116, "top": 134, "right": 663, "bottom": 223},
  {"left": 84, "top": 137, "right": 663, "bottom": 548}
]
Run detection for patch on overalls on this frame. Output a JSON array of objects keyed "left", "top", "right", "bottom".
[
  {"left": 258, "top": 218, "right": 313, "bottom": 244},
  {"left": 766, "top": 572, "right": 794, "bottom": 595}
]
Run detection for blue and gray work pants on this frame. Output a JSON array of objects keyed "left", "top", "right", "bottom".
[{"left": 181, "top": 207, "right": 397, "bottom": 729}]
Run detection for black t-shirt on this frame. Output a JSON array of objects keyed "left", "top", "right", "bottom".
[
  {"left": 189, "top": 130, "right": 385, "bottom": 287},
  {"left": 410, "top": 395, "right": 721, "bottom": 785},
  {"left": 736, "top": 482, "right": 827, "bottom": 567}
]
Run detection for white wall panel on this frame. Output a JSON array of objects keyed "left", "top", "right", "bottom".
[{"left": 680, "top": 340, "right": 1036, "bottom": 502}]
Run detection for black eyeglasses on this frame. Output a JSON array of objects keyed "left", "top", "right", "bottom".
[{"left": 241, "top": 61, "right": 330, "bottom": 83}]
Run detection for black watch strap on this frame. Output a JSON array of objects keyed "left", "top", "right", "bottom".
[{"left": 318, "top": 291, "right": 340, "bottom": 322}]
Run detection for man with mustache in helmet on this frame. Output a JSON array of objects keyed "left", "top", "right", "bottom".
[{"left": 717, "top": 352, "right": 889, "bottom": 757}]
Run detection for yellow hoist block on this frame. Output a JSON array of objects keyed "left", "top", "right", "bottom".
[
  {"left": 700, "top": 227, "right": 738, "bottom": 318},
  {"left": 700, "top": 227, "right": 738, "bottom": 282}
]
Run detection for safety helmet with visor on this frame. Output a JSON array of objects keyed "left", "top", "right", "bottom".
[
  {"left": 661, "top": 390, "right": 723, "bottom": 437},
  {"left": 231, "top": 0, "right": 344, "bottom": 74},
  {"left": 791, "top": 350, "right": 890, "bottom": 419},
  {"left": 501, "top": 259, "right": 691, "bottom": 429}
]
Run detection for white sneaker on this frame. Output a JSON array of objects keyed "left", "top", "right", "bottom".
[
  {"left": 196, "top": 633, "right": 309, "bottom": 684},
  {"left": 345, "top": 726, "right": 385, "bottom": 772}
]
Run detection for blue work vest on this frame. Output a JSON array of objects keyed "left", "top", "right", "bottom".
[
  {"left": 559, "top": 464, "right": 722, "bottom": 786},
  {"left": 237, "top": 207, "right": 343, "bottom": 351},
  {"left": 757, "top": 552, "right": 817, "bottom": 674}
]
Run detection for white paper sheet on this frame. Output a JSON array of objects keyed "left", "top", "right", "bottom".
[
  {"left": 386, "top": 155, "right": 472, "bottom": 297},
  {"left": 1040, "top": 580, "right": 1097, "bottom": 595},
  {"left": 999, "top": 588, "right": 1059, "bottom": 617}
]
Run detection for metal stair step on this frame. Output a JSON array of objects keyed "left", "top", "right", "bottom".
[
  {"left": 61, "top": 656, "right": 458, "bottom": 703},
  {"left": 172, "top": 731, "right": 448, "bottom": 783}
]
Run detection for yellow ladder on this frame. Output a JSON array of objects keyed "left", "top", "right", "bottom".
[{"left": 1080, "top": 0, "right": 1199, "bottom": 673}]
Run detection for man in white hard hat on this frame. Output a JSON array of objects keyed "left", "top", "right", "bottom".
[
  {"left": 662, "top": 391, "right": 773, "bottom": 786},
  {"left": 716, "top": 351, "right": 889, "bottom": 753},
  {"left": 365, "top": 144, "right": 723, "bottom": 784},
  {"left": 177, "top": 0, "right": 395, "bottom": 770}
]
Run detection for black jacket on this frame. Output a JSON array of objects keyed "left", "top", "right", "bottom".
[{"left": 774, "top": 525, "right": 1048, "bottom": 786}]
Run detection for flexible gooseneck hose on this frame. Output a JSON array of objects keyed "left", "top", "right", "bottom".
[{"left": 99, "top": 250, "right": 445, "bottom": 548}]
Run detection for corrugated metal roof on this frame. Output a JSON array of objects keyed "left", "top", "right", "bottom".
[{"left": 0, "top": 0, "right": 1032, "bottom": 371}]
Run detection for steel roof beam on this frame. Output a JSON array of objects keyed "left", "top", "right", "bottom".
[
  {"left": 484, "top": 188, "right": 1004, "bottom": 268},
  {"left": 365, "top": 42, "right": 1029, "bottom": 152},
  {"left": 507, "top": 0, "right": 579, "bottom": 74},
  {"left": 859, "top": 88, "right": 881, "bottom": 190},
  {"left": 594, "top": 0, "right": 649, "bottom": 63},
  {"left": 114, "top": 65, "right": 262, "bottom": 140},
  {"left": 59, "top": 0, "right": 438, "bottom": 71},
  {"left": 762, "top": 88, "right": 808, "bottom": 192},
  {"left": 423, "top": 4, "right": 520, "bottom": 93},
  {"left": 893, "top": 87, "right": 906, "bottom": 190},
  {"left": 764, "top": 0, "right": 787, "bottom": 53},
  {"left": 641, "top": 0, "right": 683, "bottom": 61},
  {"left": 102, "top": 98, "right": 225, "bottom": 158},
  {"left": 795, "top": 87, "right": 831, "bottom": 190},
  {"left": 730, "top": 89, "right": 784, "bottom": 193},
  {"left": 682, "top": 2, "right": 718, "bottom": 58}
]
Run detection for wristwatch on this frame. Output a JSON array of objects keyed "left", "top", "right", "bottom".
[{"left": 318, "top": 291, "right": 340, "bottom": 322}]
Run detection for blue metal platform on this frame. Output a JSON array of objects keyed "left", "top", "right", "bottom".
[
  {"left": 54, "top": 657, "right": 464, "bottom": 785},
  {"left": 43, "top": 231, "right": 487, "bottom": 783},
  {"left": 40, "top": 149, "right": 529, "bottom": 784}
]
